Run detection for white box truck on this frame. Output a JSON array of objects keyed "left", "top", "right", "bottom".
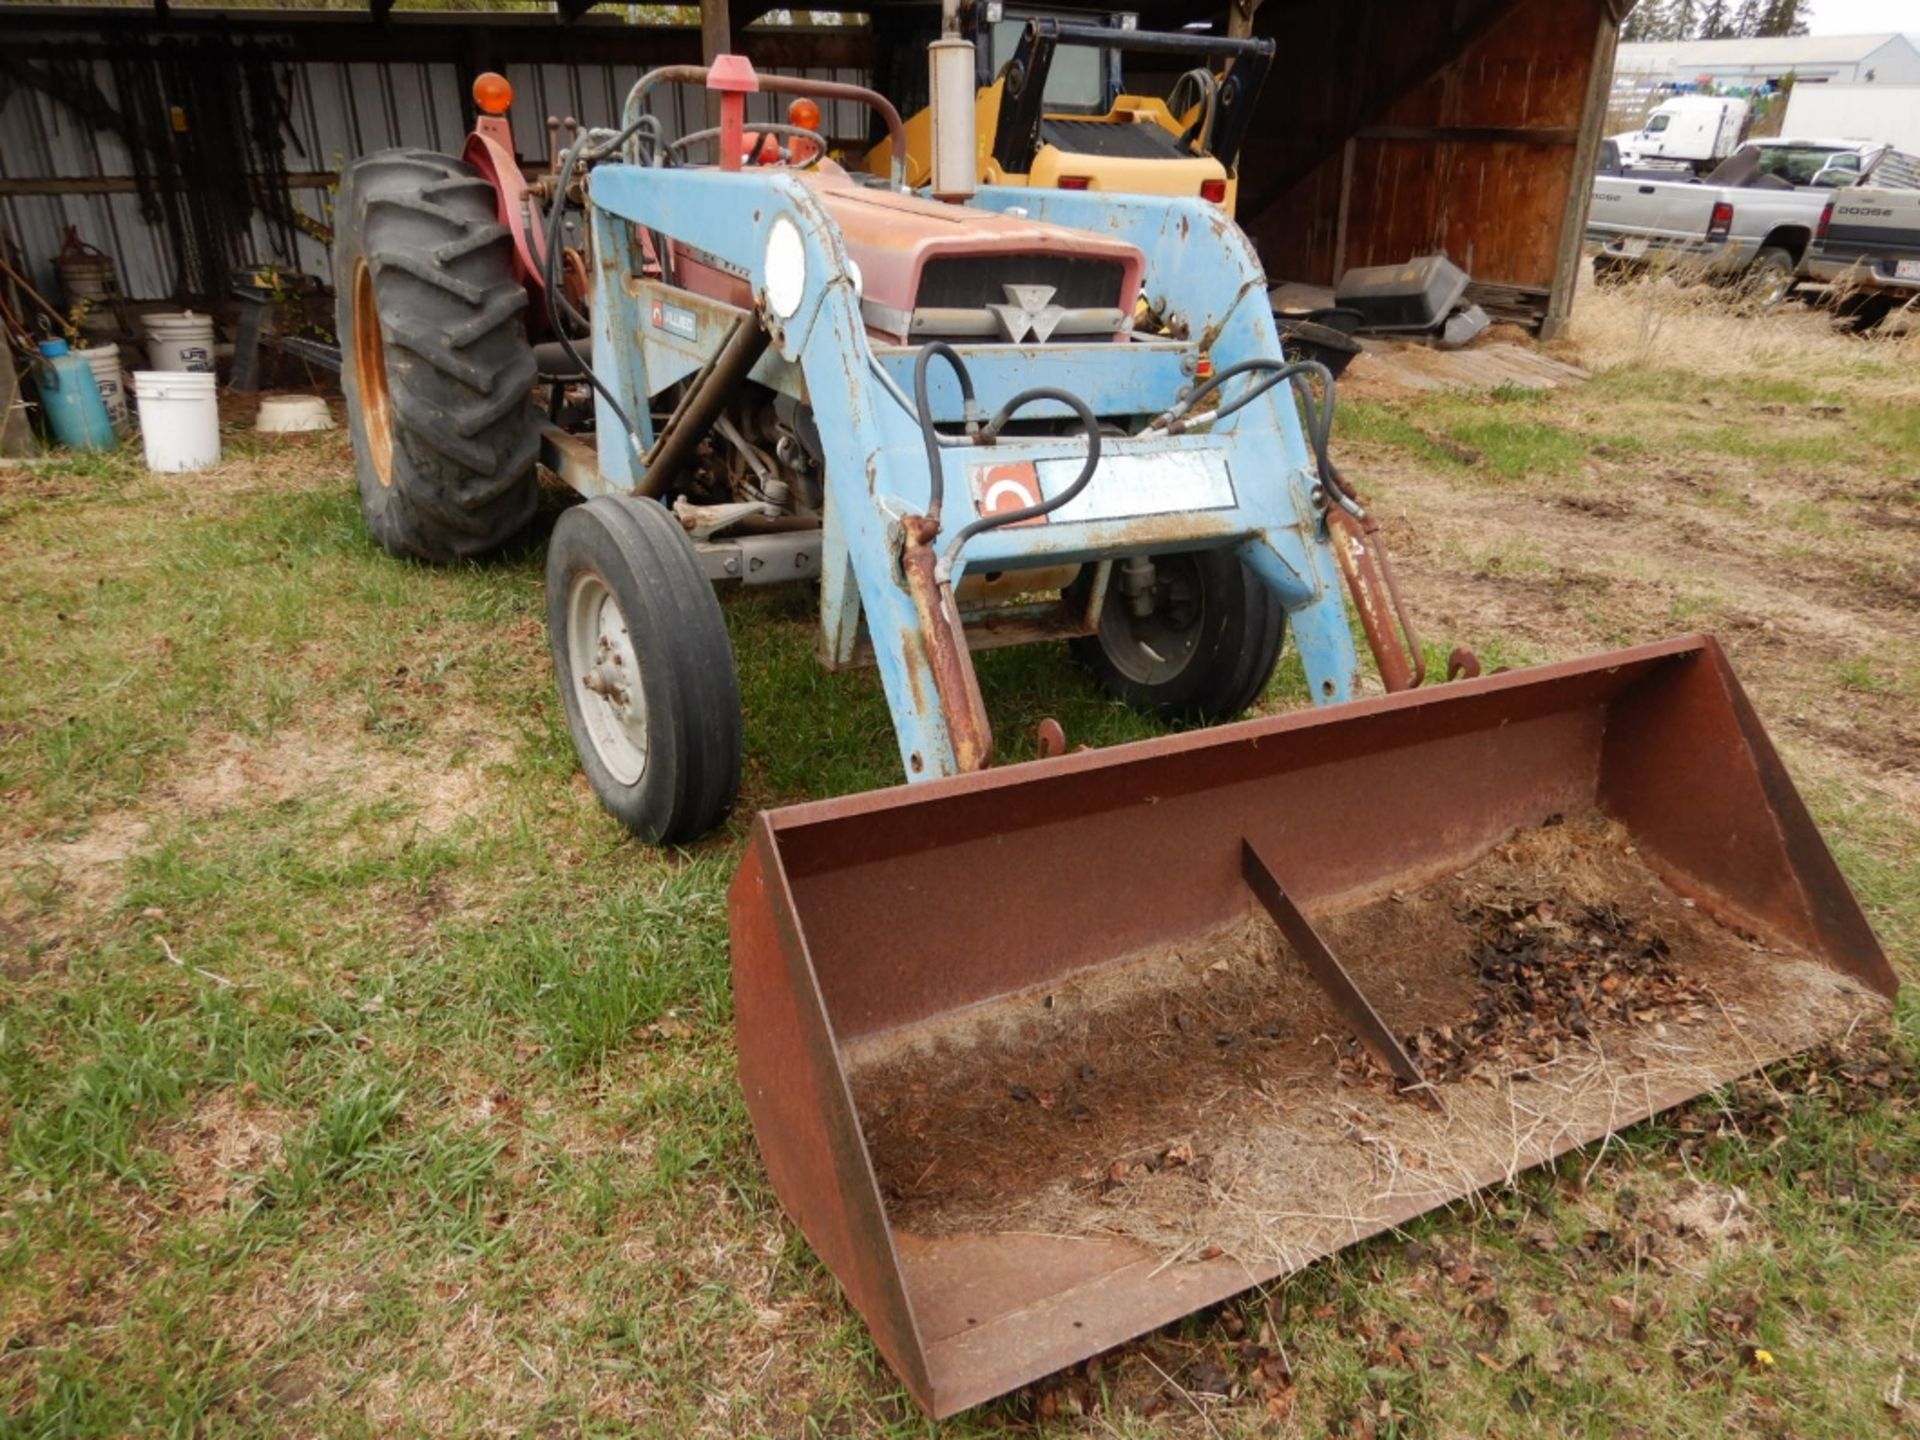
[
  {"left": 1610, "top": 95, "right": 1750, "bottom": 173},
  {"left": 1782, "top": 84, "right": 1920, "bottom": 157}
]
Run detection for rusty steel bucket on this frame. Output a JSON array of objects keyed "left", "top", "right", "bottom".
[{"left": 729, "top": 635, "right": 1895, "bottom": 1417}]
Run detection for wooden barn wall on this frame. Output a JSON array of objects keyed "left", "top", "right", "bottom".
[{"left": 1240, "top": 0, "right": 1612, "bottom": 325}]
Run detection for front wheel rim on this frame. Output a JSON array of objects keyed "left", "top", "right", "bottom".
[
  {"left": 1097, "top": 553, "right": 1205, "bottom": 686},
  {"left": 567, "top": 571, "right": 649, "bottom": 786}
]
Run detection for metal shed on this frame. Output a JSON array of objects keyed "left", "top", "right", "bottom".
[{"left": 0, "top": 0, "right": 1625, "bottom": 338}]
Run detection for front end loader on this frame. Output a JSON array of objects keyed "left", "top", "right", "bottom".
[{"left": 332, "top": 48, "right": 1898, "bottom": 1421}]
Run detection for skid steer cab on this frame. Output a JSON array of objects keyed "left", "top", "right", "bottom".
[
  {"left": 334, "top": 56, "right": 1422, "bottom": 845},
  {"left": 869, "top": 7, "right": 1272, "bottom": 212}
]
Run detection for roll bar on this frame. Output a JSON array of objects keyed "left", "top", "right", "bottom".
[{"left": 622, "top": 64, "right": 910, "bottom": 189}]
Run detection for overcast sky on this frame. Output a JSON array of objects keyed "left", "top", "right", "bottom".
[{"left": 1802, "top": 0, "right": 1920, "bottom": 34}]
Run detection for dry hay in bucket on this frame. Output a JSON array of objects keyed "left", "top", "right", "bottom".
[{"left": 844, "top": 814, "right": 1888, "bottom": 1271}]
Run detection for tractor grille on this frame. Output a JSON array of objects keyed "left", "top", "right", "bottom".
[
  {"left": 916, "top": 254, "right": 1127, "bottom": 312},
  {"left": 872, "top": 252, "right": 1132, "bottom": 343}
]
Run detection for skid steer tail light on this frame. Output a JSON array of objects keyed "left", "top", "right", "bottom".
[
  {"left": 1707, "top": 201, "right": 1735, "bottom": 242},
  {"left": 1199, "top": 178, "right": 1227, "bottom": 204},
  {"left": 1059, "top": 175, "right": 1092, "bottom": 190},
  {"left": 1817, "top": 200, "right": 1834, "bottom": 243}
]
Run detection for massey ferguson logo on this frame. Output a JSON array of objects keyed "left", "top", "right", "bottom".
[{"left": 987, "top": 284, "right": 1066, "bottom": 343}]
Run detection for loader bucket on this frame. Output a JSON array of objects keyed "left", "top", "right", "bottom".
[{"left": 729, "top": 635, "right": 1895, "bottom": 1418}]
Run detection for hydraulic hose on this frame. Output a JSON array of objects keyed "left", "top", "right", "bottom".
[
  {"left": 1156, "top": 356, "right": 1361, "bottom": 519},
  {"left": 542, "top": 116, "right": 674, "bottom": 465},
  {"left": 906, "top": 343, "right": 1102, "bottom": 583},
  {"left": 911, "top": 341, "right": 979, "bottom": 527},
  {"left": 938, "top": 386, "right": 1101, "bottom": 581}
]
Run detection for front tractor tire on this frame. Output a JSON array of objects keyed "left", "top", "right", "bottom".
[
  {"left": 333, "top": 149, "right": 539, "bottom": 564},
  {"left": 547, "top": 496, "right": 744, "bottom": 845},
  {"left": 1070, "top": 549, "right": 1286, "bottom": 723}
]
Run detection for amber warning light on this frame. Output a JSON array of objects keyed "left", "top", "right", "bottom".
[{"left": 473, "top": 72, "right": 514, "bottom": 116}]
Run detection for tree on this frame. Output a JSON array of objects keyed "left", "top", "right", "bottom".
[
  {"left": 1627, "top": 0, "right": 1811, "bottom": 39},
  {"left": 1755, "top": 0, "right": 1809, "bottom": 36},
  {"left": 1622, "top": 1, "right": 1663, "bottom": 42}
]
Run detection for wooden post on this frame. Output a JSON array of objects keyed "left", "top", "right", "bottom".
[
  {"left": 1332, "top": 137, "right": 1356, "bottom": 280},
  {"left": 702, "top": 0, "right": 731, "bottom": 128},
  {"left": 1543, "top": 0, "right": 1620, "bottom": 340}
]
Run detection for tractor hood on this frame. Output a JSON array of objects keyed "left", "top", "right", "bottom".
[{"left": 803, "top": 167, "right": 1144, "bottom": 343}]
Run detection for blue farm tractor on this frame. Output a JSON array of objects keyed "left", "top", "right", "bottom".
[
  {"left": 332, "top": 52, "right": 1428, "bottom": 844},
  {"left": 333, "top": 37, "right": 1894, "bottom": 1423}
]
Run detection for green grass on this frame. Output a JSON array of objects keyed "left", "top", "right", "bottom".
[{"left": 2, "top": 387, "right": 1916, "bottom": 1439}]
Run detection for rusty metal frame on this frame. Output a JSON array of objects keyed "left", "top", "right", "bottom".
[{"left": 1240, "top": 838, "right": 1434, "bottom": 1100}]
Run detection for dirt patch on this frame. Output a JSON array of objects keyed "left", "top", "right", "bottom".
[
  {"left": 1662, "top": 1180, "right": 1753, "bottom": 1253},
  {"left": 846, "top": 815, "right": 1887, "bottom": 1268},
  {"left": 1350, "top": 423, "right": 1920, "bottom": 817},
  {"left": 164, "top": 720, "right": 511, "bottom": 831},
  {"left": 161, "top": 1092, "right": 296, "bottom": 1216},
  {"left": 0, "top": 721, "right": 511, "bottom": 970},
  {"left": 0, "top": 811, "right": 149, "bottom": 973}
]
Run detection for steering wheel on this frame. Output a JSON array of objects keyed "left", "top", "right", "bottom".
[{"left": 667, "top": 123, "right": 823, "bottom": 168}]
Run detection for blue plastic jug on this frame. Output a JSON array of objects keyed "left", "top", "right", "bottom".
[{"left": 35, "top": 339, "right": 117, "bottom": 453}]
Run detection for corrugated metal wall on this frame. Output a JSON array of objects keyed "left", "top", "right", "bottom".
[{"left": 0, "top": 42, "right": 872, "bottom": 304}]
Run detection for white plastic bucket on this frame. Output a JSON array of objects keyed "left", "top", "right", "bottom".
[
  {"left": 255, "top": 394, "right": 335, "bottom": 433},
  {"left": 77, "top": 342, "right": 130, "bottom": 433},
  {"left": 133, "top": 370, "right": 221, "bottom": 473},
  {"left": 141, "top": 311, "right": 218, "bottom": 374}
]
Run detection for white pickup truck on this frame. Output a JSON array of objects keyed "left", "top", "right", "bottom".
[
  {"left": 1813, "top": 185, "right": 1920, "bottom": 330},
  {"left": 1586, "top": 138, "right": 1920, "bottom": 305}
]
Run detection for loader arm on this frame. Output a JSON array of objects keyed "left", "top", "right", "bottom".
[{"left": 585, "top": 164, "right": 1359, "bottom": 782}]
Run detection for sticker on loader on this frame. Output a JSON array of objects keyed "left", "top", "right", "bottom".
[
  {"left": 648, "top": 297, "right": 698, "bottom": 341},
  {"left": 968, "top": 461, "right": 1047, "bottom": 526}
]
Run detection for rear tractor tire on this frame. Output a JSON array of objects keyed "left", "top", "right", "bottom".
[
  {"left": 1070, "top": 549, "right": 1286, "bottom": 723},
  {"left": 333, "top": 148, "right": 539, "bottom": 564},
  {"left": 546, "top": 496, "right": 743, "bottom": 845}
]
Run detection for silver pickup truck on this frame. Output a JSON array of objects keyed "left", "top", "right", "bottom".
[
  {"left": 1586, "top": 138, "right": 1920, "bottom": 306},
  {"left": 1814, "top": 185, "right": 1920, "bottom": 330}
]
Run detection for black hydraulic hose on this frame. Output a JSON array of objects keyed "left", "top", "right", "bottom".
[
  {"left": 911, "top": 340, "right": 978, "bottom": 527},
  {"left": 940, "top": 386, "right": 1102, "bottom": 579},
  {"left": 1164, "top": 356, "right": 1358, "bottom": 517},
  {"left": 545, "top": 128, "right": 643, "bottom": 458}
]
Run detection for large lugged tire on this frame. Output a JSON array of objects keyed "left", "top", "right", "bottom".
[
  {"left": 547, "top": 496, "right": 743, "bottom": 844},
  {"left": 1070, "top": 548, "right": 1286, "bottom": 722},
  {"left": 333, "top": 148, "right": 539, "bottom": 563}
]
